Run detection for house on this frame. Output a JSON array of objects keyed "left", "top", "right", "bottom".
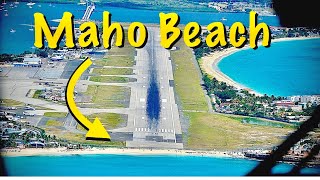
[
  {"left": 28, "top": 141, "right": 45, "bottom": 148},
  {"left": 274, "top": 100, "right": 294, "bottom": 106}
]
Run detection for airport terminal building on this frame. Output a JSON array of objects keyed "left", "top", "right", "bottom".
[{"left": 13, "top": 56, "right": 42, "bottom": 67}]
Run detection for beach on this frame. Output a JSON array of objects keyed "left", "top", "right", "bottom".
[
  {"left": 1, "top": 147, "right": 244, "bottom": 159},
  {"left": 200, "top": 36, "right": 320, "bottom": 96}
]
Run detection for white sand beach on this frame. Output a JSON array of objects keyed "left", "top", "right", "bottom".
[
  {"left": 1, "top": 147, "right": 244, "bottom": 159},
  {"left": 200, "top": 36, "right": 320, "bottom": 96}
]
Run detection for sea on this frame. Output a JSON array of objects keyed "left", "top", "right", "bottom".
[
  {"left": 0, "top": 2, "right": 280, "bottom": 54},
  {"left": 3, "top": 154, "right": 320, "bottom": 176},
  {"left": 218, "top": 39, "right": 320, "bottom": 96}
]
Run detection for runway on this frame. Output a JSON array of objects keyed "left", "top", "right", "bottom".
[{"left": 125, "top": 27, "right": 183, "bottom": 149}]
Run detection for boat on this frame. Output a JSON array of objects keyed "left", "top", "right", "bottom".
[
  {"left": 2, "top": 0, "right": 6, "bottom": 5},
  {"left": 4, "top": 12, "right": 8, "bottom": 16},
  {"left": 26, "top": 2, "right": 35, "bottom": 6},
  {"left": 14, "top": 1, "right": 19, "bottom": 4},
  {"left": 220, "top": 17, "right": 227, "bottom": 21},
  {"left": 10, "top": 29, "right": 16, "bottom": 33}
]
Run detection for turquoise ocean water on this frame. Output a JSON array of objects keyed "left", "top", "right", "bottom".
[
  {"left": 0, "top": 2, "right": 280, "bottom": 54},
  {"left": 3, "top": 154, "right": 319, "bottom": 176},
  {"left": 218, "top": 39, "right": 320, "bottom": 96}
]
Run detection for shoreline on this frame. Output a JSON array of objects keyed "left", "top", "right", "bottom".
[
  {"left": 1, "top": 147, "right": 245, "bottom": 159},
  {"left": 200, "top": 36, "right": 320, "bottom": 96}
]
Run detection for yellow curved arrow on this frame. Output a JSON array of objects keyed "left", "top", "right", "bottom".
[{"left": 66, "top": 58, "right": 111, "bottom": 140}]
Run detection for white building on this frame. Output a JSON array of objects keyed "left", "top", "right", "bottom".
[
  {"left": 311, "top": 95, "right": 320, "bottom": 105},
  {"left": 288, "top": 95, "right": 301, "bottom": 102},
  {"left": 21, "top": 57, "right": 42, "bottom": 67},
  {"left": 300, "top": 95, "right": 320, "bottom": 105}
]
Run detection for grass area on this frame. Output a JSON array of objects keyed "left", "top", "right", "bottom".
[
  {"left": 186, "top": 112, "right": 293, "bottom": 150},
  {"left": 33, "top": 90, "right": 42, "bottom": 98},
  {"left": 230, "top": 116, "right": 296, "bottom": 129},
  {"left": 92, "top": 68, "right": 133, "bottom": 75},
  {"left": 77, "top": 113, "right": 126, "bottom": 131},
  {"left": 170, "top": 39, "right": 295, "bottom": 150},
  {"left": 0, "top": 99, "right": 24, "bottom": 107},
  {"left": 89, "top": 76, "right": 136, "bottom": 83},
  {"left": 63, "top": 132, "right": 125, "bottom": 147},
  {"left": 46, "top": 119, "right": 63, "bottom": 126},
  {"left": 170, "top": 39, "right": 208, "bottom": 111},
  {"left": 95, "top": 56, "right": 135, "bottom": 67},
  {"left": 43, "top": 127, "right": 125, "bottom": 147},
  {"left": 87, "top": 113, "right": 126, "bottom": 129},
  {"left": 94, "top": 30, "right": 135, "bottom": 67},
  {"left": 44, "top": 112, "right": 68, "bottom": 118},
  {"left": 83, "top": 85, "right": 131, "bottom": 108},
  {"left": 0, "top": 98, "right": 53, "bottom": 110}
]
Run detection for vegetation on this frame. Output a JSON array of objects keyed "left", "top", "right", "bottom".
[
  {"left": 186, "top": 112, "right": 293, "bottom": 150},
  {"left": 170, "top": 38, "right": 208, "bottom": 112},
  {"left": 89, "top": 76, "right": 136, "bottom": 83},
  {"left": 44, "top": 112, "right": 68, "bottom": 118},
  {"left": 230, "top": 116, "right": 296, "bottom": 129},
  {"left": 95, "top": 56, "right": 135, "bottom": 67},
  {"left": 83, "top": 85, "right": 131, "bottom": 108},
  {"left": 60, "top": 132, "right": 125, "bottom": 147},
  {"left": 46, "top": 119, "right": 63, "bottom": 126},
  {"left": 92, "top": 68, "right": 133, "bottom": 75},
  {"left": 0, "top": 53, "right": 23, "bottom": 63},
  {"left": 94, "top": 29, "right": 135, "bottom": 67},
  {"left": 0, "top": 99, "right": 24, "bottom": 107},
  {"left": 33, "top": 90, "right": 42, "bottom": 98},
  {"left": 76, "top": 113, "right": 127, "bottom": 131},
  {"left": 43, "top": 126, "right": 125, "bottom": 147},
  {"left": 86, "top": 113, "right": 126, "bottom": 129},
  {"left": 170, "top": 39, "right": 294, "bottom": 150}
]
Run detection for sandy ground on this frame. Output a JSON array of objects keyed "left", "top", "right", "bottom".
[
  {"left": 1, "top": 147, "right": 244, "bottom": 159},
  {"left": 200, "top": 37, "right": 320, "bottom": 96}
]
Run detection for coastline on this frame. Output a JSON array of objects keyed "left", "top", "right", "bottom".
[
  {"left": 200, "top": 36, "right": 320, "bottom": 96},
  {"left": 1, "top": 147, "right": 244, "bottom": 159}
]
